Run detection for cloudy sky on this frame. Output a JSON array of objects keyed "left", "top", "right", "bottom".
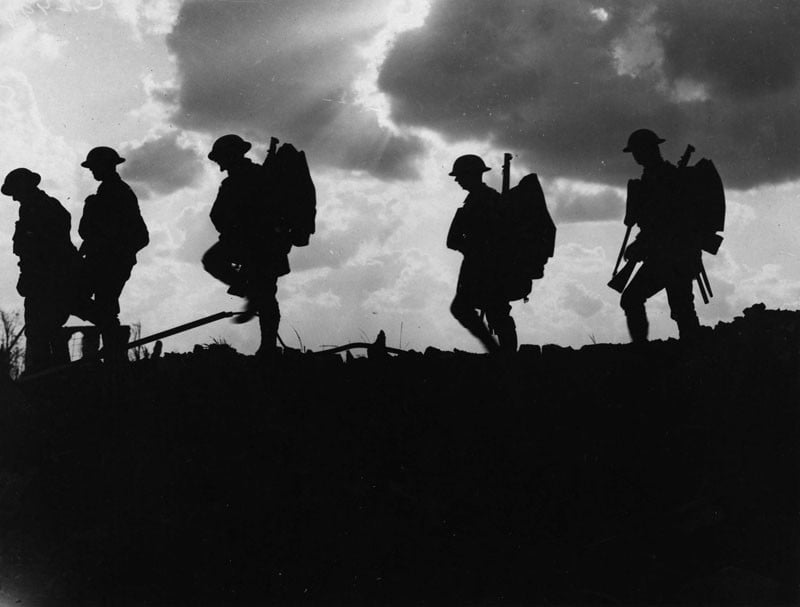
[{"left": 0, "top": 0, "right": 798, "bottom": 355}]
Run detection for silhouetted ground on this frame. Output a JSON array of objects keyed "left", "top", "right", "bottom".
[{"left": 0, "top": 303, "right": 798, "bottom": 606}]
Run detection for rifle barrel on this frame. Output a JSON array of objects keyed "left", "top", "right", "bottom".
[
  {"left": 696, "top": 274, "right": 709, "bottom": 304},
  {"left": 699, "top": 262, "right": 713, "bottom": 299},
  {"left": 502, "top": 153, "right": 512, "bottom": 194}
]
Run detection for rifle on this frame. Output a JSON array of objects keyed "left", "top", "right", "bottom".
[
  {"left": 502, "top": 152, "right": 512, "bottom": 194},
  {"left": 263, "top": 136, "right": 279, "bottom": 174},
  {"left": 479, "top": 152, "right": 515, "bottom": 326},
  {"left": 608, "top": 144, "right": 695, "bottom": 294}
]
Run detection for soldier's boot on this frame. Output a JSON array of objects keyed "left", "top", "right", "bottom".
[
  {"left": 461, "top": 315, "right": 499, "bottom": 353},
  {"left": 493, "top": 316, "right": 518, "bottom": 353},
  {"left": 232, "top": 296, "right": 258, "bottom": 324},
  {"left": 226, "top": 283, "right": 247, "bottom": 297},
  {"left": 624, "top": 307, "right": 649, "bottom": 344},
  {"left": 50, "top": 332, "right": 71, "bottom": 365},
  {"left": 451, "top": 301, "right": 499, "bottom": 353},
  {"left": 101, "top": 325, "right": 130, "bottom": 363},
  {"left": 81, "top": 328, "right": 101, "bottom": 359},
  {"left": 225, "top": 270, "right": 248, "bottom": 297}
]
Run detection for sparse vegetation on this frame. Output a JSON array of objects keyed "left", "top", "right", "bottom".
[
  {"left": 127, "top": 322, "right": 148, "bottom": 361},
  {"left": 0, "top": 309, "right": 25, "bottom": 379},
  {"left": 291, "top": 326, "right": 305, "bottom": 352}
]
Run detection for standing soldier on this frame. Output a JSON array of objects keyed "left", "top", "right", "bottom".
[
  {"left": 77, "top": 146, "right": 149, "bottom": 359},
  {"left": 446, "top": 154, "right": 517, "bottom": 353},
  {"left": 618, "top": 129, "right": 702, "bottom": 342},
  {"left": 2, "top": 168, "right": 78, "bottom": 372},
  {"left": 202, "top": 134, "right": 291, "bottom": 358}
]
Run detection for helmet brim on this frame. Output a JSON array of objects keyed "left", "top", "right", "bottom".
[
  {"left": 208, "top": 144, "right": 251, "bottom": 163},
  {"left": 623, "top": 137, "right": 666, "bottom": 153},
  {"left": 448, "top": 167, "right": 491, "bottom": 176},
  {"left": 81, "top": 158, "right": 125, "bottom": 168}
]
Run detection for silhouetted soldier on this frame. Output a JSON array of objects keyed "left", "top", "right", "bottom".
[
  {"left": 447, "top": 155, "right": 517, "bottom": 353},
  {"left": 2, "top": 168, "right": 77, "bottom": 372},
  {"left": 202, "top": 134, "right": 291, "bottom": 357},
  {"left": 77, "top": 147, "right": 149, "bottom": 359},
  {"left": 619, "top": 129, "right": 702, "bottom": 342}
]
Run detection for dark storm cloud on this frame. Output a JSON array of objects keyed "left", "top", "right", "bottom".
[
  {"left": 121, "top": 132, "right": 203, "bottom": 199},
  {"left": 656, "top": 1, "right": 800, "bottom": 99},
  {"left": 166, "top": 0, "right": 423, "bottom": 180},
  {"left": 380, "top": 0, "right": 800, "bottom": 191}
]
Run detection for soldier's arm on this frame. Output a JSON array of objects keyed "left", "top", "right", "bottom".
[
  {"left": 11, "top": 220, "right": 28, "bottom": 257},
  {"left": 77, "top": 195, "right": 95, "bottom": 241},
  {"left": 209, "top": 183, "right": 235, "bottom": 235},
  {"left": 446, "top": 208, "right": 467, "bottom": 252},
  {"left": 119, "top": 186, "right": 148, "bottom": 253}
]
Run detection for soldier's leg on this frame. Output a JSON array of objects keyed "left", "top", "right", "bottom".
[
  {"left": 23, "top": 298, "right": 46, "bottom": 373},
  {"left": 486, "top": 302, "right": 517, "bottom": 353},
  {"left": 94, "top": 263, "right": 132, "bottom": 360},
  {"left": 666, "top": 274, "right": 700, "bottom": 339},
  {"left": 202, "top": 241, "right": 243, "bottom": 293},
  {"left": 71, "top": 256, "right": 99, "bottom": 323},
  {"left": 94, "top": 264, "right": 131, "bottom": 326},
  {"left": 450, "top": 292, "right": 499, "bottom": 352},
  {"left": 620, "top": 263, "right": 665, "bottom": 343},
  {"left": 45, "top": 303, "right": 71, "bottom": 365},
  {"left": 255, "top": 279, "right": 280, "bottom": 357}
]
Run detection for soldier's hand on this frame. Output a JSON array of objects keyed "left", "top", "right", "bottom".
[{"left": 624, "top": 241, "right": 645, "bottom": 262}]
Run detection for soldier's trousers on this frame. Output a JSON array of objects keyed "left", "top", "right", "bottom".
[
  {"left": 253, "top": 280, "right": 280, "bottom": 355},
  {"left": 73, "top": 256, "right": 134, "bottom": 360},
  {"left": 202, "top": 240, "right": 241, "bottom": 290},
  {"left": 24, "top": 295, "right": 69, "bottom": 373},
  {"left": 620, "top": 259, "right": 699, "bottom": 342},
  {"left": 203, "top": 242, "right": 281, "bottom": 354},
  {"left": 76, "top": 257, "right": 133, "bottom": 328},
  {"left": 451, "top": 292, "right": 517, "bottom": 352}
]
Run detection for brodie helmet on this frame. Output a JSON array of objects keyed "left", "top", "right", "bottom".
[
  {"left": 623, "top": 129, "right": 665, "bottom": 153},
  {"left": 448, "top": 154, "right": 491, "bottom": 176}
]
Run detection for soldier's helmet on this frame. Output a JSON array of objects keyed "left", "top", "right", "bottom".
[
  {"left": 448, "top": 154, "right": 491, "bottom": 176},
  {"left": 81, "top": 146, "right": 126, "bottom": 168},
  {"left": 208, "top": 134, "right": 252, "bottom": 162},
  {"left": 623, "top": 129, "right": 666, "bottom": 153},
  {"left": 2, "top": 168, "right": 42, "bottom": 197}
]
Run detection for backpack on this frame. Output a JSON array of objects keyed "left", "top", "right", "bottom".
[
  {"left": 263, "top": 139, "right": 317, "bottom": 247},
  {"left": 678, "top": 156, "right": 726, "bottom": 254},
  {"left": 498, "top": 173, "right": 556, "bottom": 302}
]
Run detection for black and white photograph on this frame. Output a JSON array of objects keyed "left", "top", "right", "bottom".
[{"left": 0, "top": 1, "right": 798, "bottom": 604}]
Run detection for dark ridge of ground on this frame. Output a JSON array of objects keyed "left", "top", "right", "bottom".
[{"left": 0, "top": 303, "right": 798, "bottom": 606}]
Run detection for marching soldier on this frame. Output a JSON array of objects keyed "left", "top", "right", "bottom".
[
  {"left": 619, "top": 129, "right": 702, "bottom": 342},
  {"left": 202, "top": 134, "right": 291, "bottom": 357},
  {"left": 446, "top": 154, "right": 517, "bottom": 353},
  {"left": 2, "top": 168, "right": 77, "bottom": 372},
  {"left": 77, "top": 146, "right": 149, "bottom": 359}
]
